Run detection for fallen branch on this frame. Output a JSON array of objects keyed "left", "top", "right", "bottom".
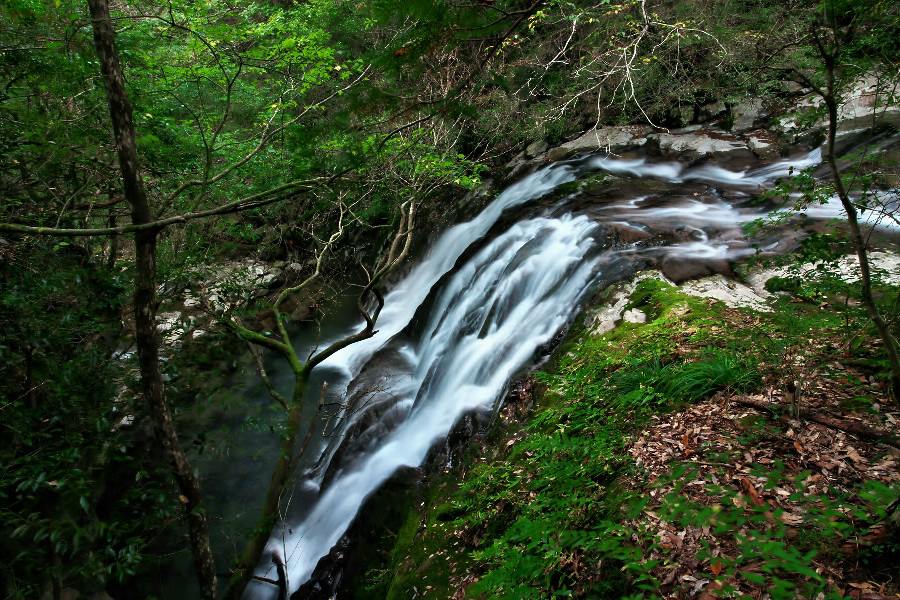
[{"left": 729, "top": 396, "right": 900, "bottom": 449}]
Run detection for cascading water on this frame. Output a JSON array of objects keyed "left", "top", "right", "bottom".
[
  {"left": 272, "top": 215, "right": 601, "bottom": 590},
  {"left": 244, "top": 145, "right": 893, "bottom": 598},
  {"left": 296, "top": 164, "right": 580, "bottom": 488}
]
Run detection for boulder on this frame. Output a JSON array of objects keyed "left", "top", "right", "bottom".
[
  {"left": 660, "top": 256, "right": 727, "bottom": 282},
  {"left": 678, "top": 274, "right": 770, "bottom": 311},
  {"left": 648, "top": 128, "right": 752, "bottom": 160},
  {"left": 622, "top": 308, "right": 647, "bottom": 324},
  {"left": 745, "top": 129, "right": 780, "bottom": 158},
  {"left": 547, "top": 125, "right": 651, "bottom": 161},
  {"left": 589, "top": 271, "right": 671, "bottom": 335},
  {"left": 835, "top": 73, "right": 900, "bottom": 128},
  {"left": 775, "top": 73, "right": 900, "bottom": 141},
  {"left": 524, "top": 139, "right": 549, "bottom": 157},
  {"left": 731, "top": 98, "right": 765, "bottom": 132}
]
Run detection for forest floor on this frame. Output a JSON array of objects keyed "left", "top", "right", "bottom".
[{"left": 358, "top": 255, "right": 900, "bottom": 600}]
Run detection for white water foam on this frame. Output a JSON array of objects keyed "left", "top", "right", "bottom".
[
  {"left": 243, "top": 146, "right": 862, "bottom": 598},
  {"left": 257, "top": 215, "right": 601, "bottom": 595},
  {"left": 589, "top": 148, "right": 822, "bottom": 187}
]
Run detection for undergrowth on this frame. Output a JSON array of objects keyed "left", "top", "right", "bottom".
[{"left": 360, "top": 275, "right": 900, "bottom": 599}]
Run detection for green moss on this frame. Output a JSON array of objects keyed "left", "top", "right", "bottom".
[
  {"left": 358, "top": 276, "right": 900, "bottom": 598},
  {"left": 765, "top": 275, "right": 802, "bottom": 294}
]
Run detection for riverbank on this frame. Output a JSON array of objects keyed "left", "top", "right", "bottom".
[{"left": 346, "top": 257, "right": 900, "bottom": 599}]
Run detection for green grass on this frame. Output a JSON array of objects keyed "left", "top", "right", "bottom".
[{"left": 355, "top": 275, "right": 900, "bottom": 599}]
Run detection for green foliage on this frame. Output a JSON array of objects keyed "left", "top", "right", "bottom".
[
  {"left": 610, "top": 350, "right": 759, "bottom": 409},
  {"left": 372, "top": 278, "right": 899, "bottom": 598},
  {"left": 0, "top": 243, "right": 178, "bottom": 598}
]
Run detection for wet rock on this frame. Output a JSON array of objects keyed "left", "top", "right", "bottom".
[
  {"left": 428, "top": 411, "right": 491, "bottom": 470},
  {"left": 746, "top": 129, "right": 779, "bottom": 158},
  {"left": 648, "top": 128, "right": 752, "bottom": 161},
  {"left": 731, "top": 98, "right": 765, "bottom": 132},
  {"left": 294, "top": 467, "right": 423, "bottom": 600},
  {"left": 503, "top": 150, "right": 537, "bottom": 182},
  {"left": 547, "top": 125, "right": 652, "bottom": 161},
  {"left": 660, "top": 256, "right": 729, "bottom": 282},
  {"left": 294, "top": 535, "right": 352, "bottom": 599}
]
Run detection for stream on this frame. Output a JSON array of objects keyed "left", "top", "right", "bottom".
[{"left": 233, "top": 143, "right": 895, "bottom": 599}]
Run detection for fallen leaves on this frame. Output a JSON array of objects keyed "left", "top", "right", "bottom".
[
  {"left": 623, "top": 347, "right": 899, "bottom": 600},
  {"left": 740, "top": 477, "right": 765, "bottom": 506}
]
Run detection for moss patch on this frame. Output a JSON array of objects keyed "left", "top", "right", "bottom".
[{"left": 349, "top": 276, "right": 900, "bottom": 599}]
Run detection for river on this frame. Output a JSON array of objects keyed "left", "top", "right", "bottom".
[{"left": 220, "top": 140, "right": 900, "bottom": 598}]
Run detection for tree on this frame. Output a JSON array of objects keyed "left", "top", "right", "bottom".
[
  {"left": 0, "top": 1, "right": 549, "bottom": 595},
  {"left": 777, "top": 0, "right": 900, "bottom": 398},
  {"left": 85, "top": 0, "right": 217, "bottom": 596},
  {"left": 0, "top": 1, "right": 363, "bottom": 596},
  {"left": 220, "top": 199, "right": 415, "bottom": 597}
]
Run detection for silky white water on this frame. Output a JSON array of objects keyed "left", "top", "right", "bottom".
[
  {"left": 242, "top": 146, "right": 875, "bottom": 598},
  {"left": 267, "top": 215, "right": 600, "bottom": 591},
  {"left": 298, "top": 164, "right": 580, "bottom": 488}
]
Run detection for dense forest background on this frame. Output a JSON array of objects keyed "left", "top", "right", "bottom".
[{"left": 1, "top": 0, "right": 898, "bottom": 599}]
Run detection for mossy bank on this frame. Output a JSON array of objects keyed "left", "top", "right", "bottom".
[{"left": 339, "top": 267, "right": 900, "bottom": 599}]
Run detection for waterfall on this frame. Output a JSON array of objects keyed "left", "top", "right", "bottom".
[
  {"left": 269, "top": 215, "right": 600, "bottom": 591},
  {"left": 244, "top": 162, "right": 590, "bottom": 598},
  {"left": 296, "top": 163, "right": 580, "bottom": 489},
  {"left": 244, "top": 147, "right": 854, "bottom": 598}
]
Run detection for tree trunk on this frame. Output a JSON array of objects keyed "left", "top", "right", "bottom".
[
  {"left": 86, "top": 1, "right": 218, "bottom": 598},
  {"left": 226, "top": 370, "right": 309, "bottom": 600},
  {"left": 821, "top": 58, "right": 900, "bottom": 400}
]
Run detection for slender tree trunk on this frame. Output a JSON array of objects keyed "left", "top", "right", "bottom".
[
  {"left": 86, "top": 1, "right": 218, "bottom": 597},
  {"left": 226, "top": 370, "right": 309, "bottom": 599},
  {"left": 821, "top": 57, "right": 900, "bottom": 399}
]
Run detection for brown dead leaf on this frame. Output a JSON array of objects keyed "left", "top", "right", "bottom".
[
  {"left": 682, "top": 432, "right": 694, "bottom": 457},
  {"left": 846, "top": 447, "right": 867, "bottom": 468},
  {"left": 780, "top": 511, "right": 804, "bottom": 525},
  {"left": 740, "top": 477, "right": 765, "bottom": 506},
  {"left": 848, "top": 582, "right": 875, "bottom": 590}
]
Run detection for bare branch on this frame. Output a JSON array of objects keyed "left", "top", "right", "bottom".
[
  {"left": 271, "top": 202, "right": 348, "bottom": 357},
  {"left": 305, "top": 200, "right": 416, "bottom": 372},
  {"left": 0, "top": 178, "right": 322, "bottom": 237},
  {"left": 165, "top": 65, "right": 372, "bottom": 203},
  {"left": 247, "top": 342, "right": 289, "bottom": 411}
]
